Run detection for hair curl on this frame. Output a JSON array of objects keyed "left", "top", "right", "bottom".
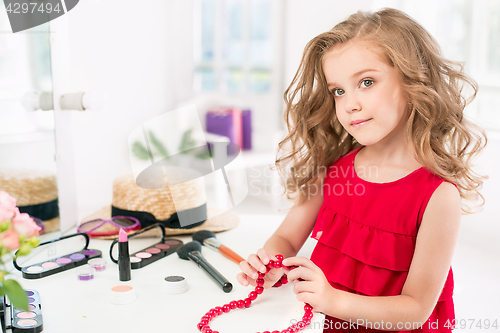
[{"left": 276, "top": 8, "right": 487, "bottom": 214}]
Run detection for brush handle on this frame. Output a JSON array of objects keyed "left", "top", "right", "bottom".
[
  {"left": 188, "top": 251, "right": 233, "bottom": 293},
  {"left": 218, "top": 244, "right": 245, "bottom": 264}
]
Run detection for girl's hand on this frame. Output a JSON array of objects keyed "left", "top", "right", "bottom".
[
  {"left": 283, "top": 256, "right": 337, "bottom": 313},
  {"left": 237, "top": 248, "right": 285, "bottom": 288}
]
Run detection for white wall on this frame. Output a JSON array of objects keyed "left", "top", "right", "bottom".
[{"left": 62, "top": 0, "right": 186, "bottom": 219}]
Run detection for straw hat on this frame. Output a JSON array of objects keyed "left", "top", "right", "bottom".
[
  {"left": 0, "top": 170, "right": 59, "bottom": 233},
  {"left": 80, "top": 169, "right": 239, "bottom": 239}
]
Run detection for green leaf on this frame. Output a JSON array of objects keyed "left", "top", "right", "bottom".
[
  {"left": 28, "top": 237, "right": 40, "bottom": 248},
  {"left": 16, "top": 243, "right": 33, "bottom": 256},
  {"left": 148, "top": 131, "right": 170, "bottom": 160},
  {"left": 3, "top": 279, "right": 28, "bottom": 311},
  {"left": 131, "top": 141, "right": 151, "bottom": 161},
  {"left": 179, "top": 129, "right": 196, "bottom": 154},
  {"left": 0, "top": 221, "right": 10, "bottom": 233}
]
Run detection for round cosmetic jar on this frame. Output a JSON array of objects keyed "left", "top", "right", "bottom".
[
  {"left": 88, "top": 258, "right": 107, "bottom": 272},
  {"left": 109, "top": 285, "right": 137, "bottom": 305},
  {"left": 76, "top": 265, "right": 95, "bottom": 281},
  {"left": 163, "top": 275, "right": 189, "bottom": 294}
]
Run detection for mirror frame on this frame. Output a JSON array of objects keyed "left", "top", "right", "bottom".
[{"left": 49, "top": 16, "right": 78, "bottom": 234}]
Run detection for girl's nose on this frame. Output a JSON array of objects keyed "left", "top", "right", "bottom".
[{"left": 344, "top": 93, "right": 361, "bottom": 113}]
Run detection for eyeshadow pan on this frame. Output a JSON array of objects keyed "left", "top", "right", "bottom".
[
  {"left": 135, "top": 252, "right": 152, "bottom": 259},
  {"left": 56, "top": 257, "right": 72, "bottom": 264},
  {"left": 155, "top": 244, "right": 170, "bottom": 250},
  {"left": 146, "top": 248, "right": 161, "bottom": 254},
  {"left": 41, "top": 262, "right": 58, "bottom": 268},
  {"left": 28, "top": 304, "right": 36, "bottom": 311},
  {"left": 164, "top": 239, "right": 181, "bottom": 245},
  {"left": 69, "top": 253, "right": 85, "bottom": 260},
  {"left": 25, "top": 291, "right": 34, "bottom": 296},
  {"left": 17, "top": 319, "right": 37, "bottom": 327},
  {"left": 130, "top": 257, "right": 142, "bottom": 263},
  {"left": 26, "top": 266, "right": 43, "bottom": 273},
  {"left": 16, "top": 311, "right": 36, "bottom": 319},
  {"left": 83, "top": 250, "right": 99, "bottom": 256},
  {"left": 27, "top": 297, "right": 35, "bottom": 303}
]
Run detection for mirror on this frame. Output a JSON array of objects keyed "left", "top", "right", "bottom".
[{"left": 0, "top": 12, "right": 60, "bottom": 239}]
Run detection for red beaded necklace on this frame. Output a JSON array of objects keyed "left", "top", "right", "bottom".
[{"left": 197, "top": 254, "right": 314, "bottom": 333}]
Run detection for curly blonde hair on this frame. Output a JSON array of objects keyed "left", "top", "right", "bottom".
[{"left": 276, "top": 8, "right": 487, "bottom": 214}]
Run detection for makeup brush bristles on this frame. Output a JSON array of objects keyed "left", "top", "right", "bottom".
[
  {"left": 192, "top": 230, "right": 216, "bottom": 243},
  {"left": 176, "top": 241, "right": 202, "bottom": 260}
]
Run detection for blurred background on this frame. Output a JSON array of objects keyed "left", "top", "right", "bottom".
[{"left": 1, "top": 0, "right": 499, "bottom": 325}]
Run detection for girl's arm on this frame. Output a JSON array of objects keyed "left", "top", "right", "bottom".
[
  {"left": 286, "top": 181, "right": 462, "bottom": 331},
  {"left": 237, "top": 177, "right": 324, "bottom": 288}
]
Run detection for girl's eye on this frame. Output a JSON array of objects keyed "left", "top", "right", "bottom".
[
  {"left": 361, "top": 79, "right": 374, "bottom": 88},
  {"left": 332, "top": 88, "right": 345, "bottom": 97}
]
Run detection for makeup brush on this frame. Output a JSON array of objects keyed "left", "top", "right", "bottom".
[
  {"left": 192, "top": 230, "right": 245, "bottom": 264},
  {"left": 176, "top": 241, "right": 233, "bottom": 293}
]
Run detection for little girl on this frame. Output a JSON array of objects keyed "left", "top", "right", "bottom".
[{"left": 237, "top": 8, "right": 487, "bottom": 333}]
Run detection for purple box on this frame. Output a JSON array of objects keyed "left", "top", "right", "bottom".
[
  {"left": 206, "top": 108, "right": 239, "bottom": 155},
  {"left": 242, "top": 109, "right": 252, "bottom": 150}
]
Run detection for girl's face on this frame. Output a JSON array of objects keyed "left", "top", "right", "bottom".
[{"left": 323, "top": 41, "right": 408, "bottom": 147}]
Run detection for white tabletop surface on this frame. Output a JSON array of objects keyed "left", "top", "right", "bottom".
[{"left": 10, "top": 214, "right": 325, "bottom": 333}]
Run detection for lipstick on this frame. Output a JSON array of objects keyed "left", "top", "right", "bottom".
[{"left": 118, "top": 228, "right": 131, "bottom": 281}]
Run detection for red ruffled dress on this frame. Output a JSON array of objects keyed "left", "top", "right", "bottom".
[{"left": 310, "top": 147, "right": 455, "bottom": 332}]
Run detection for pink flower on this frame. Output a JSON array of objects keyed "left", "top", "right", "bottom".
[
  {"left": 0, "top": 229, "right": 20, "bottom": 251},
  {"left": 0, "top": 191, "right": 17, "bottom": 223},
  {"left": 12, "top": 213, "right": 41, "bottom": 238}
]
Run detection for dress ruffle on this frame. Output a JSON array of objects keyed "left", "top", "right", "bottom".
[
  {"left": 311, "top": 204, "right": 454, "bottom": 302},
  {"left": 313, "top": 205, "right": 416, "bottom": 271}
]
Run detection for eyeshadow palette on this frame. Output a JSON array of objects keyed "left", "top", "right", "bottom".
[
  {"left": 129, "top": 239, "right": 183, "bottom": 269},
  {"left": 1, "top": 289, "right": 43, "bottom": 333},
  {"left": 19, "top": 249, "right": 102, "bottom": 279}
]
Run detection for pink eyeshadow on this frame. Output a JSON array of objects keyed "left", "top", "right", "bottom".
[
  {"left": 56, "top": 258, "right": 72, "bottom": 264},
  {"left": 28, "top": 304, "right": 36, "bottom": 311},
  {"left": 41, "top": 262, "right": 58, "bottom": 268},
  {"left": 16, "top": 312, "right": 36, "bottom": 319},
  {"left": 146, "top": 248, "right": 161, "bottom": 254},
  {"left": 17, "top": 319, "right": 37, "bottom": 327},
  {"left": 135, "top": 252, "right": 152, "bottom": 258},
  {"left": 155, "top": 244, "right": 170, "bottom": 250}
]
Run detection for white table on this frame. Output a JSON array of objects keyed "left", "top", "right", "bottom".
[{"left": 10, "top": 214, "right": 325, "bottom": 333}]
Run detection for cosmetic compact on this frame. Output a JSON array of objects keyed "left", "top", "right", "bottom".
[
  {"left": 109, "top": 285, "right": 137, "bottom": 305},
  {"left": 163, "top": 275, "right": 189, "bottom": 294},
  {"left": 13, "top": 233, "right": 102, "bottom": 279},
  {"left": 110, "top": 224, "right": 183, "bottom": 269},
  {"left": 0, "top": 289, "right": 43, "bottom": 333}
]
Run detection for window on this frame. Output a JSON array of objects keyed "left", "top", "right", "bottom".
[{"left": 193, "top": 0, "right": 274, "bottom": 93}]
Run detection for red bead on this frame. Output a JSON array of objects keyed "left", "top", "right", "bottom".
[
  {"left": 202, "top": 327, "right": 212, "bottom": 333},
  {"left": 255, "top": 286, "right": 264, "bottom": 294},
  {"left": 256, "top": 278, "right": 264, "bottom": 287},
  {"left": 248, "top": 291, "right": 257, "bottom": 300},
  {"left": 304, "top": 303, "right": 313, "bottom": 312},
  {"left": 258, "top": 272, "right": 265, "bottom": 279},
  {"left": 267, "top": 260, "right": 274, "bottom": 268},
  {"left": 222, "top": 304, "right": 230, "bottom": 313},
  {"left": 237, "top": 299, "right": 245, "bottom": 308},
  {"left": 272, "top": 331, "right": 280, "bottom": 333},
  {"left": 229, "top": 301, "right": 237, "bottom": 309},
  {"left": 244, "top": 298, "right": 251, "bottom": 307},
  {"left": 273, "top": 281, "right": 282, "bottom": 288},
  {"left": 280, "top": 275, "right": 288, "bottom": 284},
  {"left": 275, "top": 254, "right": 284, "bottom": 261},
  {"left": 197, "top": 322, "right": 205, "bottom": 331},
  {"left": 289, "top": 265, "right": 298, "bottom": 270},
  {"left": 273, "top": 260, "right": 282, "bottom": 268},
  {"left": 215, "top": 306, "right": 223, "bottom": 315},
  {"left": 209, "top": 308, "right": 217, "bottom": 316},
  {"left": 297, "top": 321, "right": 306, "bottom": 329}
]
